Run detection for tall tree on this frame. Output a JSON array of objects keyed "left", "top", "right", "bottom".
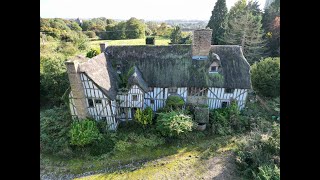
[
  {"left": 70, "top": 22, "right": 82, "bottom": 31},
  {"left": 222, "top": 1, "right": 265, "bottom": 64},
  {"left": 170, "top": 26, "right": 183, "bottom": 44},
  {"left": 125, "top": 17, "right": 145, "bottom": 39},
  {"left": 206, "top": 0, "right": 228, "bottom": 45},
  {"left": 262, "top": 0, "right": 280, "bottom": 56},
  {"left": 228, "top": 0, "right": 247, "bottom": 19}
]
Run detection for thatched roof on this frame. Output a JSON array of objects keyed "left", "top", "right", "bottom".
[
  {"left": 76, "top": 44, "right": 251, "bottom": 99},
  {"left": 211, "top": 45, "right": 251, "bottom": 89},
  {"left": 78, "top": 53, "right": 118, "bottom": 100},
  {"left": 127, "top": 66, "right": 149, "bottom": 92},
  {"left": 105, "top": 45, "right": 251, "bottom": 89}
]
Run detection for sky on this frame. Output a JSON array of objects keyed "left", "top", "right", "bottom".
[{"left": 40, "top": 0, "right": 267, "bottom": 21}]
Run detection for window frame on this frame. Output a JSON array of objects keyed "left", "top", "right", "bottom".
[
  {"left": 224, "top": 88, "right": 235, "bottom": 94},
  {"left": 168, "top": 87, "right": 177, "bottom": 93},
  {"left": 221, "top": 101, "right": 229, "bottom": 108},
  {"left": 132, "top": 94, "right": 138, "bottom": 101},
  {"left": 95, "top": 99, "right": 102, "bottom": 104},
  {"left": 88, "top": 98, "right": 94, "bottom": 107}
]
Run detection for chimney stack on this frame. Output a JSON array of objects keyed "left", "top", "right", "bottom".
[
  {"left": 192, "top": 29, "right": 212, "bottom": 60},
  {"left": 65, "top": 59, "right": 89, "bottom": 119},
  {"left": 100, "top": 42, "right": 107, "bottom": 53}
]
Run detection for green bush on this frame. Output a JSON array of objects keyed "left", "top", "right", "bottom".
[
  {"left": 156, "top": 111, "right": 194, "bottom": 137},
  {"left": 86, "top": 48, "right": 101, "bottom": 58},
  {"left": 254, "top": 165, "right": 280, "bottom": 180},
  {"left": 134, "top": 107, "right": 153, "bottom": 128},
  {"left": 40, "top": 55, "right": 69, "bottom": 107},
  {"left": 70, "top": 119, "right": 102, "bottom": 147},
  {"left": 57, "top": 42, "right": 78, "bottom": 56},
  {"left": 40, "top": 106, "right": 73, "bottom": 154},
  {"left": 251, "top": 57, "right": 280, "bottom": 98},
  {"left": 210, "top": 101, "right": 247, "bottom": 135},
  {"left": 165, "top": 95, "right": 185, "bottom": 110},
  {"left": 85, "top": 31, "right": 96, "bottom": 38}
]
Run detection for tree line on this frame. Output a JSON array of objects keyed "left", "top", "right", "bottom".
[
  {"left": 206, "top": 0, "right": 280, "bottom": 64},
  {"left": 40, "top": 17, "right": 184, "bottom": 41}
]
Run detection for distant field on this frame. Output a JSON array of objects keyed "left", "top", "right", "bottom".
[{"left": 41, "top": 38, "right": 170, "bottom": 52}]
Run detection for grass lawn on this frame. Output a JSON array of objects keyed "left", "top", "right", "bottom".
[
  {"left": 40, "top": 122, "right": 240, "bottom": 179},
  {"left": 74, "top": 137, "right": 238, "bottom": 180}
]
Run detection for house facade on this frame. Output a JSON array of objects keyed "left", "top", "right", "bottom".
[{"left": 66, "top": 29, "right": 251, "bottom": 130}]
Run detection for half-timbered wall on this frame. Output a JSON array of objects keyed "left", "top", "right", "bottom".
[
  {"left": 68, "top": 91, "right": 78, "bottom": 119},
  {"left": 207, "top": 88, "right": 248, "bottom": 110},
  {"left": 144, "top": 87, "right": 164, "bottom": 111},
  {"left": 117, "top": 85, "right": 144, "bottom": 108},
  {"left": 80, "top": 73, "right": 118, "bottom": 130},
  {"left": 116, "top": 85, "right": 144, "bottom": 121}
]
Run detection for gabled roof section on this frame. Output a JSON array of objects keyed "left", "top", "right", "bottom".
[
  {"left": 211, "top": 45, "right": 251, "bottom": 89},
  {"left": 78, "top": 53, "right": 118, "bottom": 100},
  {"left": 127, "top": 66, "right": 148, "bottom": 92}
]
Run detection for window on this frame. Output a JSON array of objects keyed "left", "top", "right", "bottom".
[
  {"left": 101, "top": 117, "right": 106, "bottom": 120},
  {"left": 132, "top": 95, "right": 138, "bottom": 101},
  {"left": 209, "top": 61, "right": 219, "bottom": 73},
  {"left": 150, "top": 99, "right": 155, "bottom": 104},
  {"left": 168, "top": 87, "right": 177, "bottom": 93},
  {"left": 221, "top": 101, "right": 228, "bottom": 108},
  {"left": 120, "top": 108, "right": 125, "bottom": 115},
  {"left": 95, "top": 99, "right": 102, "bottom": 104},
  {"left": 149, "top": 87, "right": 154, "bottom": 92},
  {"left": 116, "top": 64, "right": 121, "bottom": 74},
  {"left": 188, "top": 87, "right": 208, "bottom": 96},
  {"left": 225, "top": 88, "right": 235, "bottom": 94},
  {"left": 210, "top": 66, "right": 217, "bottom": 72},
  {"left": 88, "top": 99, "right": 94, "bottom": 107}
]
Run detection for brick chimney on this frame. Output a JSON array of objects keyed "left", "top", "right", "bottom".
[
  {"left": 65, "top": 59, "right": 88, "bottom": 119},
  {"left": 100, "top": 42, "right": 107, "bottom": 53},
  {"left": 192, "top": 29, "right": 212, "bottom": 60}
]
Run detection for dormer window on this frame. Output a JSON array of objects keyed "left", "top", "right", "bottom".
[
  {"left": 210, "top": 66, "right": 217, "bottom": 72},
  {"left": 116, "top": 64, "right": 121, "bottom": 74},
  {"left": 209, "top": 61, "right": 219, "bottom": 73}
]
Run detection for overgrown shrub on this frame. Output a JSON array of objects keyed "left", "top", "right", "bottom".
[
  {"left": 254, "top": 165, "right": 280, "bottom": 180},
  {"left": 40, "top": 55, "right": 69, "bottom": 107},
  {"left": 40, "top": 106, "right": 73, "bottom": 154},
  {"left": 165, "top": 95, "right": 185, "bottom": 110},
  {"left": 134, "top": 107, "right": 153, "bottom": 128},
  {"left": 156, "top": 111, "right": 194, "bottom": 137},
  {"left": 235, "top": 123, "right": 280, "bottom": 179},
  {"left": 70, "top": 119, "right": 103, "bottom": 147},
  {"left": 86, "top": 48, "right": 101, "bottom": 58},
  {"left": 210, "top": 101, "right": 248, "bottom": 135},
  {"left": 57, "top": 42, "right": 78, "bottom": 56},
  {"left": 251, "top": 57, "right": 280, "bottom": 98},
  {"left": 85, "top": 31, "right": 96, "bottom": 38}
]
